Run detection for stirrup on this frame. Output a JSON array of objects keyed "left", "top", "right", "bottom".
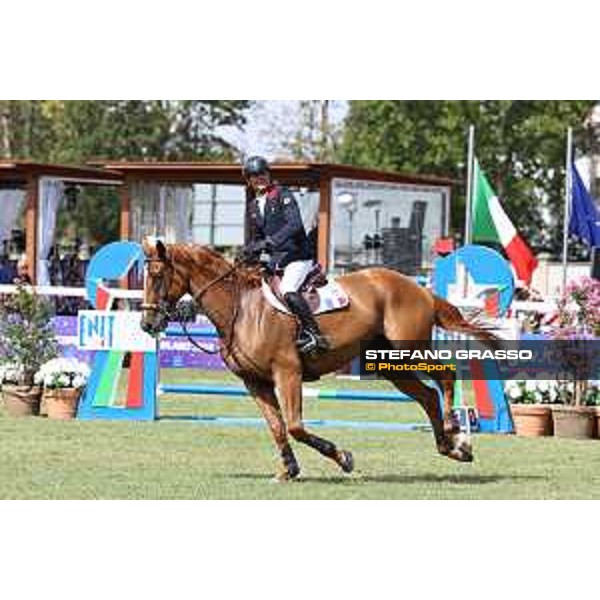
[{"left": 297, "top": 330, "right": 329, "bottom": 355}]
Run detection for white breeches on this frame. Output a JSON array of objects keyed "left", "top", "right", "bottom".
[{"left": 279, "top": 260, "right": 314, "bottom": 295}]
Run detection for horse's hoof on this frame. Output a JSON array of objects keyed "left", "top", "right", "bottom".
[
  {"left": 272, "top": 466, "right": 301, "bottom": 483},
  {"left": 445, "top": 433, "right": 473, "bottom": 463},
  {"left": 271, "top": 475, "right": 291, "bottom": 484},
  {"left": 448, "top": 447, "right": 474, "bottom": 463},
  {"left": 337, "top": 450, "right": 354, "bottom": 473},
  {"left": 463, "top": 450, "right": 474, "bottom": 463}
]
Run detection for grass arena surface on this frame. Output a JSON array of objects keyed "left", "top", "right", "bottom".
[{"left": 2, "top": 369, "right": 600, "bottom": 499}]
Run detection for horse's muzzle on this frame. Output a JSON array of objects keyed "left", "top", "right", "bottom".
[
  {"left": 140, "top": 315, "right": 167, "bottom": 336},
  {"left": 140, "top": 320, "right": 154, "bottom": 335}
]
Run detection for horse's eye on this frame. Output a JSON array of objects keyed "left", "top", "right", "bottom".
[{"left": 148, "top": 265, "right": 163, "bottom": 278}]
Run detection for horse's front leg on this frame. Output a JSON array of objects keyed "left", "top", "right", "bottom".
[
  {"left": 244, "top": 378, "right": 300, "bottom": 482},
  {"left": 274, "top": 369, "right": 354, "bottom": 474}
]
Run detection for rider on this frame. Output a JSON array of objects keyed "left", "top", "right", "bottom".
[{"left": 242, "top": 155, "right": 330, "bottom": 355}]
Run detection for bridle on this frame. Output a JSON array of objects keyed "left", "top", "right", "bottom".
[{"left": 141, "top": 256, "right": 244, "bottom": 356}]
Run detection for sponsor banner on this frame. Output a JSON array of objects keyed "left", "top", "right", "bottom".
[
  {"left": 77, "top": 311, "right": 156, "bottom": 352},
  {"left": 158, "top": 335, "right": 225, "bottom": 369},
  {"left": 359, "top": 339, "right": 600, "bottom": 381},
  {"left": 53, "top": 317, "right": 226, "bottom": 370}
]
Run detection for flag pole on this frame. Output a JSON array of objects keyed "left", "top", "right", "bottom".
[
  {"left": 562, "top": 127, "right": 573, "bottom": 293},
  {"left": 465, "top": 124, "right": 475, "bottom": 245},
  {"left": 461, "top": 125, "right": 475, "bottom": 298}
]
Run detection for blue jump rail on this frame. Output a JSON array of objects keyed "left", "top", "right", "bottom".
[
  {"left": 165, "top": 326, "right": 218, "bottom": 338},
  {"left": 161, "top": 325, "right": 412, "bottom": 402},
  {"left": 159, "top": 383, "right": 411, "bottom": 402}
]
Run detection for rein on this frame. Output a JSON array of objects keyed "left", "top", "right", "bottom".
[
  {"left": 142, "top": 256, "right": 244, "bottom": 356},
  {"left": 183, "top": 261, "right": 241, "bottom": 356}
]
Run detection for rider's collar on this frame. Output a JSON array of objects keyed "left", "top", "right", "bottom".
[
  {"left": 254, "top": 183, "right": 278, "bottom": 200},
  {"left": 266, "top": 184, "right": 279, "bottom": 200}
]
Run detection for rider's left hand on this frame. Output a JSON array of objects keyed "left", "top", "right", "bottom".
[
  {"left": 258, "top": 251, "right": 272, "bottom": 267},
  {"left": 253, "top": 238, "right": 272, "bottom": 253}
]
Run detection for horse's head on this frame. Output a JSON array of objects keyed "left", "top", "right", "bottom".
[{"left": 140, "top": 237, "right": 188, "bottom": 335}]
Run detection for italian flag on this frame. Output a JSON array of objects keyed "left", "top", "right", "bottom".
[{"left": 472, "top": 160, "right": 538, "bottom": 285}]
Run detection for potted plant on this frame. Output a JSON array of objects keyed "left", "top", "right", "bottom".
[
  {"left": 506, "top": 380, "right": 556, "bottom": 437},
  {"left": 549, "top": 277, "right": 600, "bottom": 439},
  {"left": 0, "top": 285, "right": 58, "bottom": 417},
  {"left": 551, "top": 381, "right": 598, "bottom": 439},
  {"left": 0, "top": 362, "right": 40, "bottom": 417},
  {"left": 35, "top": 358, "right": 90, "bottom": 420}
]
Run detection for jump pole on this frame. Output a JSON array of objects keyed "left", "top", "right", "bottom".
[
  {"left": 157, "top": 327, "right": 412, "bottom": 402},
  {"left": 158, "top": 383, "right": 412, "bottom": 402}
]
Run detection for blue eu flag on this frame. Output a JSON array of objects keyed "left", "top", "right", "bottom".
[{"left": 570, "top": 162, "right": 600, "bottom": 247}]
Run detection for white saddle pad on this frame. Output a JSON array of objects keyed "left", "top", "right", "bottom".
[{"left": 261, "top": 279, "right": 350, "bottom": 315}]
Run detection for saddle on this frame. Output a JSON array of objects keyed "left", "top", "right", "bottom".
[{"left": 262, "top": 264, "right": 350, "bottom": 315}]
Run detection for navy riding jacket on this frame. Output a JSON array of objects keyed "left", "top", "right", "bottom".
[{"left": 246, "top": 185, "right": 314, "bottom": 269}]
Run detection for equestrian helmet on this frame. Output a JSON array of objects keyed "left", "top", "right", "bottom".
[{"left": 243, "top": 155, "right": 270, "bottom": 178}]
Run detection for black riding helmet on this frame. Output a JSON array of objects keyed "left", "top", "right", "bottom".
[{"left": 243, "top": 155, "right": 270, "bottom": 178}]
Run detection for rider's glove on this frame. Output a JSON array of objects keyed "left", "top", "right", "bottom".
[{"left": 245, "top": 238, "right": 272, "bottom": 256}]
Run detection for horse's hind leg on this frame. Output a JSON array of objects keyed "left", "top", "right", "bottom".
[
  {"left": 274, "top": 369, "right": 354, "bottom": 474},
  {"left": 382, "top": 322, "right": 472, "bottom": 461},
  {"left": 424, "top": 366, "right": 462, "bottom": 438},
  {"left": 385, "top": 375, "right": 473, "bottom": 463},
  {"left": 383, "top": 375, "right": 450, "bottom": 456},
  {"left": 244, "top": 378, "right": 301, "bottom": 481}
]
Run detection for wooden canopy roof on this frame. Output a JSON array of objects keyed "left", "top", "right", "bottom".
[
  {"left": 90, "top": 161, "right": 456, "bottom": 188},
  {"left": 0, "top": 160, "right": 122, "bottom": 186}
]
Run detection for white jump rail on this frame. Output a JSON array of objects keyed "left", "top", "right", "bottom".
[
  {"left": 452, "top": 298, "right": 557, "bottom": 314},
  {"left": 0, "top": 285, "right": 143, "bottom": 300},
  {"left": 0, "top": 285, "right": 557, "bottom": 313}
]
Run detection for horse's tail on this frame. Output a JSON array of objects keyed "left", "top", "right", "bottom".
[{"left": 433, "top": 295, "right": 499, "bottom": 344}]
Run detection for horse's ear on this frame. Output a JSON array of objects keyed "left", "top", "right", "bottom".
[
  {"left": 156, "top": 239, "right": 169, "bottom": 262},
  {"left": 141, "top": 236, "right": 152, "bottom": 256}
]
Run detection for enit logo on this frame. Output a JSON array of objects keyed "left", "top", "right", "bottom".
[{"left": 79, "top": 313, "right": 116, "bottom": 349}]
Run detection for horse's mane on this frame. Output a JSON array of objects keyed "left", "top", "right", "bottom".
[
  {"left": 236, "top": 265, "right": 263, "bottom": 289},
  {"left": 167, "top": 243, "right": 263, "bottom": 289}
]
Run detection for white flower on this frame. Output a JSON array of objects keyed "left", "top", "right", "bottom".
[
  {"left": 525, "top": 380, "right": 537, "bottom": 392},
  {"left": 0, "top": 363, "right": 24, "bottom": 385},
  {"left": 505, "top": 380, "right": 520, "bottom": 394},
  {"left": 537, "top": 381, "right": 550, "bottom": 393},
  {"left": 71, "top": 375, "right": 86, "bottom": 389},
  {"left": 76, "top": 363, "right": 90, "bottom": 378},
  {"left": 34, "top": 358, "right": 90, "bottom": 389},
  {"left": 508, "top": 386, "right": 522, "bottom": 399}
]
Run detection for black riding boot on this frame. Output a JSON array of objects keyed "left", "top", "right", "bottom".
[{"left": 283, "top": 292, "right": 330, "bottom": 355}]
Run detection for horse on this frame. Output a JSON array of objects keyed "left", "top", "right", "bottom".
[{"left": 140, "top": 238, "right": 497, "bottom": 481}]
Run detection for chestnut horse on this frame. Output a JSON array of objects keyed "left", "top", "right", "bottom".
[{"left": 141, "top": 238, "right": 496, "bottom": 481}]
